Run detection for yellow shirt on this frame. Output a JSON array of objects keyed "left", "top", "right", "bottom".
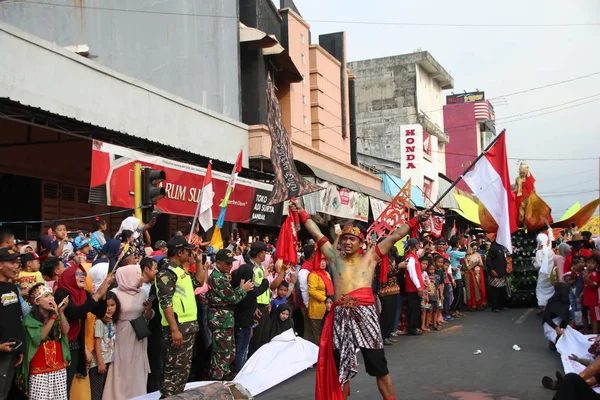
[
  {"left": 307, "top": 272, "right": 331, "bottom": 320},
  {"left": 18, "top": 271, "right": 44, "bottom": 291}
]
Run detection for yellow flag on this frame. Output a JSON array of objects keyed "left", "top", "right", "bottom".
[{"left": 210, "top": 226, "right": 224, "bottom": 250}]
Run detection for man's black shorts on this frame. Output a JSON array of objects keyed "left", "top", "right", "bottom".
[{"left": 334, "top": 348, "right": 389, "bottom": 377}]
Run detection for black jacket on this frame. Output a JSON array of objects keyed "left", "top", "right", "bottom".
[
  {"left": 231, "top": 263, "right": 270, "bottom": 329},
  {"left": 486, "top": 242, "right": 507, "bottom": 278}
]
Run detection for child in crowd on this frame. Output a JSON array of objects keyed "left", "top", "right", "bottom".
[
  {"left": 322, "top": 296, "right": 334, "bottom": 323},
  {"left": 269, "top": 304, "right": 295, "bottom": 340},
  {"left": 40, "top": 256, "right": 65, "bottom": 289},
  {"left": 432, "top": 255, "right": 447, "bottom": 325},
  {"left": 90, "top": 218, "right": 107, "bottom": 256},
  {"left": 270, "top": 281, "right": 289, "bottom": 314},
  {"left": 420, "top": 259, "right": 431, "bottom": 332},
  {"left": 19, "top": 282, "right": 70, "bottom": 400},
  {"left": 571, "top": 256, "right": 586, "bottom": 331},
  {"left": 50, "top": 222, "right": 74, "bottom": 264},
  {"left": 89, "top": 291, "right": 119, "bottom": 400},
  {"left": 73, "top": 237, "right": 92, "bottom": 263},
  {"left": 18, "top": 253, "right": 44, "bottom": 292},
  {"left": 442, "top": 258, "right": 455, "bottom": 321},
  {"left": 427, "top": 264, "right": 441, "bottom": 331},
  {"left": 582, "top": 255, "right": 600, "bottom": 334}
]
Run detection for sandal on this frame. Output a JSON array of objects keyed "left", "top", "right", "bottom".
[{"left": 542, "top": 376, "right": 559, "bottom": 390}]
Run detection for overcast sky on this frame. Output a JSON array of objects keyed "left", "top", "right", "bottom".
[{"left": 281, "top": 0, "right": 600, "bottom": 219}]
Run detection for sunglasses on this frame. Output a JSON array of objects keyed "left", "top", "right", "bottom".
[{"left": 75, "top": 271, "right": 88, "bottom": 278}]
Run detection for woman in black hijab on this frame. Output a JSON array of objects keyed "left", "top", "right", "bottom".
[
  {"left": 270, "top": 304, "right": 295, "bottom": 340},
  {"left": 542, "top": 281, "right": 572, "bottom": 337}
]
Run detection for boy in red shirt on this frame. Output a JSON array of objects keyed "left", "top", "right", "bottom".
[{"left": 582, "top": 256, "right": 600, "bottom": 334}]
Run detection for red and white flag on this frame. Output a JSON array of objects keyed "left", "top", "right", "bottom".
[
  {"left": 463, "top": 131, "right": 517, "bottom": 252},
  {"left": 450, "top": 220, "right": 457, "bottom": 238},
  {"left": 199, "top": 161, "right": 214, "bottom": 232}
]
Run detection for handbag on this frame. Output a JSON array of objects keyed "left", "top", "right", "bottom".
[{"left": 130, "top": 315, "right": 152, "bottom": 340}]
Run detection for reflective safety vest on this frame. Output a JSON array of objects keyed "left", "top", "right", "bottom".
[
  {"left": 253, "top": 263, "right": 270, "bottom": 306},
  {"left": 158, "top": 264, "right": 197, "bottom": 327}
]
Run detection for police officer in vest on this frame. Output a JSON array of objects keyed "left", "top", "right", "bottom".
[
  {"left": 247, "top": 241, "right": 270, "bottom": 356},
  {"left": 156, "top": 236, "right": 207, "bottom": 398}
]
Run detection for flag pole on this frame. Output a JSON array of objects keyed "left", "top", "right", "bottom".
[{"left": 428, "top": 129, "right": 506, "bottom": 211}]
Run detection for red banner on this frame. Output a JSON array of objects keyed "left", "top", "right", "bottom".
[
  {"left": 89, "top": 141, "right": 282, "bottom": 226},
  {"left": 367, "top": 179, "right": 412, "bottom": 239}
]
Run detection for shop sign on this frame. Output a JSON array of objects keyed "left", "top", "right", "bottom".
[
  {"left": 446, "top": 91, "right": 485, "bottom": 104},
  {"left": 89, "top": 141, "right": 283, "bottom": 226},
  {"left": 302, "top": 181, "right": 369, "bottom": 222}
]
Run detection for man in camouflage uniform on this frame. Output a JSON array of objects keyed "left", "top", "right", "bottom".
[
  {"left": 207, "top": 249, "right": 254, "bottom": 380},
  {"left": 156, "top": 236, "right": 207, "bottom": 398}
]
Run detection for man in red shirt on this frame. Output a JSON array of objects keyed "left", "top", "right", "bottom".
[{"left": 564, "top": 234, "right": 593, "bottom": 274}]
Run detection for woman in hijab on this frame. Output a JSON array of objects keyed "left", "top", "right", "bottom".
[
  {"left": 542, "top": 281, "right": 571, "bottom": 336},
  {"left": 270, "top": 304, "right": 295, "bottom": 340},
  {"left": 554, "top": 243, "right": 571, "bottom": 282},
  {"left": 90, "top": 239, "right": 121, "bottom": 294},
  {"left": 54, "top": 265, "right": 113, "bottom": 395},
  {"left": 535, "top": 222, "right": 556, "bottom": 310},
  {"left": 115, "top": 213, "right": 156, "bottom": 259},
  {"left": 102, "top": 264, "right": 152, "bottom": 400}
]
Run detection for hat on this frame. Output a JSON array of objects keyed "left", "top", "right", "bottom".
[
  {"left": 167, "top": 236, "right": 195, "bottom": 250},
  {"left": 15, "top": 239, "right": 27, "bottom": 247},
  {"left": 74, "top": 237, "right": 90, "bottom": 250},
  {"left": 405, "top": 238, "right": 420, "bottom": 249},
  {"left": 340, "top": 224, "right": 365, "bottom": 241},
  {"left": 215, "top": 249, "right": 236, "bottom": 263},
  {"left": 435, "top": 239, "right": 447, "bottom": 245},
  {"left": 568, "top": 234, "right": 586, "bottom": 244},
  {"left": 20, "top": 252, "right": 40, "bottom": 264},
  {"left": 250, "top": 241, "right": 268, "bottom": 254},
  {"left": 154, "top": 240, "right": 168, "bottom": 250},
  {"left": 19, "top": 244, "right": 34, "bottom": 254},
  {"left": 0, "top": 248, "right": 20, "bottom": 261}
]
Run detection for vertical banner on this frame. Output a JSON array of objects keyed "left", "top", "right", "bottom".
[
  {"left": 399, "top": 124, "right": 424, "bottom": 189},
  {"left": 265, "top": 73, "right": 324, "bottom": 205},
  {"left": 367, "top": 180, "right": 412, "bottom": 239},
  {"left": 369, "top": 197, "right": 389, "bottom": 221}
]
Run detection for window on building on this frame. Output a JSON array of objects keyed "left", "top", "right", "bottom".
[
  {"left": 302, "top": 95, "right": 307, "bottom": 104},
  {"left": 301, "top": 54, "right": 305, "bottom": 64},
  {"left": 301, "top": 33, "right": 305, "bottom": 44},
  {"left": 423, "top": 177, "right": 434, "bottom": 203},
  {"left": 423, "top": 131, "right": 432, "bottom": 161},
  {"left": 302, "top": 74, "right": 305, "bottom": 85},
  {"left": 303, "top": 116, "right": 308, "bottom": 125}
]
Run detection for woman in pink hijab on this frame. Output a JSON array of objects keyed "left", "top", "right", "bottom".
[{"left": 102, "top": 264, "right": 153, "bottom": 400}]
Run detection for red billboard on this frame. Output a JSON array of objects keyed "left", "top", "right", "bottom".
[{"left": 89, "top": 141, "right": 282, "bottom": 226}]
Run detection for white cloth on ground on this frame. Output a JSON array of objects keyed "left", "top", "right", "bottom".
[
  {"left": 544, "top": 323, "right": 600, "bottom": 394},
  {"left": 132, "top": 329, "right": 318, "bottom": 399}
]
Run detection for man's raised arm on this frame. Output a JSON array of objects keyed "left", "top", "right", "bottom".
[
  {"left": 289, "top": 200, "right": 336, "bottom": 262},
  {"left": 376, "top": 210, "right": 431, "bottom": 256}
]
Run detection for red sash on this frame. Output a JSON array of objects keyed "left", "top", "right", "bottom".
[{"left": 315, "top": 287, "right": 374, "bottom": 400}]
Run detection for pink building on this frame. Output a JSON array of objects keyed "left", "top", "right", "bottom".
[{"left": 443, "top": 92, "right": 496, "bottom": 192}]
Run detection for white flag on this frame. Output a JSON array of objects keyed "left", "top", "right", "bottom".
[{"left": 199, "top": 161, "right": 214, "bottom": 232}]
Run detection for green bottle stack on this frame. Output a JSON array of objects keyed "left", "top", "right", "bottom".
[{"left": 508, "top": 229, "right": 538, "bottom": 306}]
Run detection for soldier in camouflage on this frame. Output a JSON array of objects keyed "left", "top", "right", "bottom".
[
  {"left": 207, "top": 249, "right": 254, "bottom": 380},
  {"left": 156, "top": 236, "right": 208, "bottom": 398}
]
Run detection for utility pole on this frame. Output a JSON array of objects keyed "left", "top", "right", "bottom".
[{"left": 134, "top": 162, "right": 143, "bottom": 221}]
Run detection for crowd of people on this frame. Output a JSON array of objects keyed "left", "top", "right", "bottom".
[
  {"left": 536, "top": 227, "right": 600, "bottom": 399},
  {"left": 2, "top": 208, "right": 598, "bottom": 400}
]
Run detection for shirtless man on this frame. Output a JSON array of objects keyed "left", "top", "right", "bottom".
[{"left": 290, "top": 200, "right": 430, "bottom": 400}]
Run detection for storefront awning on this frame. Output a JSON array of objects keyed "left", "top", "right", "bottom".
[
  {"left": 0, "top": 21, "right": 249, "bottom": 168},
  {"left": 306, "top": 164, "right": 392, "bottom": 202},
  {"left": 378, "top": 173, "right": 426, "bottom": 208},
  {"left": 437, "top": 176, "right": 460, "bottom": 209}
]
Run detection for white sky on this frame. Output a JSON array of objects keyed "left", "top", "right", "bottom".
[{"left": 281, "top": 0, "right": 600, "bottom": 219}]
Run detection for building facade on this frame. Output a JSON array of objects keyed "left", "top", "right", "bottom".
[
  {"left": 0, "top": 0, "right": 241, "bottom": 120},
  {"left": 349, "top": 51, "right": 454, "bottom": 202},
  {"left": 242, "top": 0, "right": 382, "bottom": 190},
  {"left": 443, "top": 91, "right": 496, "bottom": 192}
]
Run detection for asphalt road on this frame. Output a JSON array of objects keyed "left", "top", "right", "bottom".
[{"left": 257, "top": 307, "right": 561, "bottom": 400}]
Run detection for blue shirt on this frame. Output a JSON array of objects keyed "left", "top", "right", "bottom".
[
  {"left": 270, "top": 296, "right": 288, "bottom": 314},
  {"left": 448, "top": 248, "right": 466, "bottom": 280}
]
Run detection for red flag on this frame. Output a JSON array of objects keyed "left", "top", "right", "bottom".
[
  {"left": 274, "top": 214, "right": 298, "bottom": 266},
  {"left": 463, "top": 131, "right": 517, "bottom": 252},
  {"left": 367, "top": 179, "right": 412, "bottom": 240}
]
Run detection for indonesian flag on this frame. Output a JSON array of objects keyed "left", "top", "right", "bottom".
[
  {"left": 199, "top": 161, "right": 214, "bottom": 232},
  {"left": 450, "top": 220, "right": 457, "bottom": 238},
  {"left": 463, "top": 131, "right": 517, "bottom": 252},
  {"left": 217, "top": 149, "right": 243, "bottom": 228}
]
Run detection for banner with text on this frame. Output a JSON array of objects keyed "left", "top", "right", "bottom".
[
  {"left": 302, "top": 181, "right": 369, "bottom": 222},
  {"left": 89, "top": 141, "right": 282, "bottom": 226},
  {"left": 370, "top": 197, "right": 389, "bottom": 221}
]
